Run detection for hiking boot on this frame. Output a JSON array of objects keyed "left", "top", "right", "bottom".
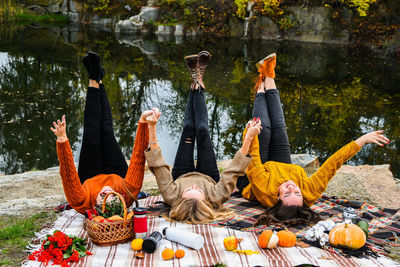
[
  {"left": 184, "top": 54, "right": 199, "bottom": 89},
  {"left": 254, "top": 53, "right": 276, "bottom": 92},
  {"left": 83, "top": 51, "right": 102, "bottom": 83},
  {"left": 197, "top": 51, "right": 211, "bottom": 84}
]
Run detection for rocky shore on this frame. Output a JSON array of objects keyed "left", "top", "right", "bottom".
[{"left": 1, "top": 157, "right": 399, "bottom": 216}]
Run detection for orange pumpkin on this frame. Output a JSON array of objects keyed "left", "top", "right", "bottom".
[
  {"left": 329, "top": 223, "right": 366, "bottom": 250},
  {"left": 276, "top": 230, "right": 297, "bottom": 247},
  {"left": 175, "top": 249, "right": 185, "bottom": 259},
  {"left": 258, "top": 230, "right": 279, "bottom": 249},
  {"left": 162, "top": 248, "right": 174, "bottom": 260}
]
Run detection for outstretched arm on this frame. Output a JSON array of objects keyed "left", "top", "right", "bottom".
[
  {"left": 51, "top": 115, "right": 86, "bottom": 207},
  {"left": 123, "top": 111, "right": 154, "bottom": 197},
  {"left": 304, "top": 130, "right": 390, "bottom": 206},
  {"left": 212, "top": 120, "right": 260, "bottom": 203},
  {"left": 143, "top": 109, "right": 179, "bottom": 205}
]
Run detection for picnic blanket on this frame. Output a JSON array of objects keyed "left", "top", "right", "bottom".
[
  {"left": 23, "top": 195, "right": 400, "bottom": 267},
  {"left": 151, "top": 194, "right": 400, "bottom": 256}
]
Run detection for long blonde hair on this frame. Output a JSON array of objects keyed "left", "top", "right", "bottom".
[{"left": 168, "top": 198, "right": 234, "bottom": 224}]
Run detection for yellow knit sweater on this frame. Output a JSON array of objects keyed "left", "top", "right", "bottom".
[{"left": 242, "top": 132, "right": 361, "bottom": 207}]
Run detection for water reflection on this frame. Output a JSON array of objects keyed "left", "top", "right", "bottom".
[{"left": 0, "top": 25, "right": 399, "bottom": 178}]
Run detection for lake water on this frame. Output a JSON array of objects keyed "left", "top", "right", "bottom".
[{"left": 0, "top": 25, "right": 399, "bottom": 178}]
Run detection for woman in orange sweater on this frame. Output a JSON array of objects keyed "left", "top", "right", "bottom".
[
  {"left": 237, "top": 53, "right": 390, "bottom": 226},
  {"left": 50, "top": 52, "right": 153, "bottom": 214}
]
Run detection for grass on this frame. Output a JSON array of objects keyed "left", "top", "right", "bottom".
[
  {"left": 0, "top": 211, "right": 58, "bottom": 266},
  {"left": 0, "top": 2, "right": 68, "bottom": 25},
  {"left": 14, "top": 12, "right": 69, "bottom": 25}
]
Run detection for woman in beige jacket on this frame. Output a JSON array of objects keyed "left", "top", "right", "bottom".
[{"left": 144, "top": 51, "right": 261, "bottom": 224}]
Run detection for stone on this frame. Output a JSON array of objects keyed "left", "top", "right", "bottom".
[
  {"left": 140, "top": 6, "right": 160, "bottom": 23},
  {"left": 115, "top": 20, "right": 141, "bottom": 33},
  {"left": 284, "top": 6, "right": 348, "bottom": 44},
  {"left": 68, "top": 12, "right": 79, "bottom": 23},
  {"left": 69, "top": 0, "right": 77, "bottom": 12},
  {"left": 291, "top": 154, "right": 319, "bottom": 168},
  {"left": 155, "top": 25, "right": 174, "bottom": 35},
  {"left": 61, "top": 0, "right": 68, "bottom": 13},
  {"left": 47, "top": 3, "right": 60, "bottom": 14},
  {"left": 230, "top": 18, "right": 244, "bottom": 38},
  {"left": 174, "top": 24, "right": 184, "bottom": 36},
  {"left": 27, "top": 5, "right": 46, "bottom": 14},
  {"left": 250, "top": 16, "right": 281, "bottom": 40}
]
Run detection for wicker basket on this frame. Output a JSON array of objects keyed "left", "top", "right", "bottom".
[{"left": 85, "top": 191, "right": 137, "bottom": 246}]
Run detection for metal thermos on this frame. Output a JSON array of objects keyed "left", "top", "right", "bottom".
[{"left": 142, "top": 231, "right": 162, "bottom": 253}]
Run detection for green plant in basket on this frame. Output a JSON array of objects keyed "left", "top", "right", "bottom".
[{"left": 95, "top": 195, "right": 124, "bottom": 219}]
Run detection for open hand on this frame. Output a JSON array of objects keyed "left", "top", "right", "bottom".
[
  {"left": 50, "top": 115, "right": 68, "bottom": 142},
  {"left": 245, "top": 118, "right": 262, "bottom": 140},
  {"left": 355, "top": 130, "right": 390, "bottom": 147},
  {"left": 146, "top": 108, "right": 161, "bottom": 125}
]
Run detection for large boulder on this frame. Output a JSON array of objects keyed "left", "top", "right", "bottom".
[
  {"left": 284, "top": 6, "right": 349, "bottom": 44},
  {"left": 140, "top": 6, "right": 160, "bottom": 23},
  {"left": 115, "top": 20, "right": 141, "bottom": 33},
  {"left": 249, "top": 16, "right": 281, "bottom": 40}
]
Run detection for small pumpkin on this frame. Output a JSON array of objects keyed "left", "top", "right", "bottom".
[
  {"left": 276, "top": 230, "right": 297, "bottom": 247},
  {"left": 258, "top": 230, "right": 279, "bottom": 249},
  {"left": 175, "top": 249, "right": 185, "bottom": 259},
  {"left": 329, "top": 223, "right": 366, "bottom": 250},
  {"left": 356, "top": 220, "right": 369, "bottom": 238},
  {"left": 162, "top": 248, "right": 174, "bottom": 260}
]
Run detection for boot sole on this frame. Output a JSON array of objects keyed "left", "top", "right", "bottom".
[
  {"left": 184, "top": 54, "right": 198, "bottom": 60},
  {"left": 198, "top": 50, "right": 211, "bottom": 60},
  {"left": 256, "top": 53, "right": 276, "bottom": 69}
]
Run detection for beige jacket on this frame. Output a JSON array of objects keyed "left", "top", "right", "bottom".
[{"left": 145, "top": 147, "right": 252, "bottom": 207}]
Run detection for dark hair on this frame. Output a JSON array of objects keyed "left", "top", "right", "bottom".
[{"left": 254, "top": 200, "right": 321, "bottom": 227}]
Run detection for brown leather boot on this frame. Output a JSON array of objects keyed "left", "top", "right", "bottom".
[
  {"left": 184, "top": 54, "right": 198, "bottom": 89},
  {"left": 254, "top": 53, "right": 276, "bottom": 93},
  {"left": 197, "top": 51, "right": 211, "bottom": 88}
]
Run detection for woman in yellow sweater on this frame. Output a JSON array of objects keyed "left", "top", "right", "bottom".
[{"left": 236, "top": 53, "right": 390, "bottom": 226}]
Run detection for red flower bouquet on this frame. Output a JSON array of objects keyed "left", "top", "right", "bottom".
[{"left": 28, "top": 230, "right": 92, "bottom": 267}]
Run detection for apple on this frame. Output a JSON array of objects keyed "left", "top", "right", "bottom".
[{"left": 223, "top": 236, "right": 238, "bottom": 251}]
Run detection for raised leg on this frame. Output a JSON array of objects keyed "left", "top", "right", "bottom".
[
  {"left": 237, "top": 82, "right": 272, "bottom": 193},
  {"left": 264, "top": 78, "right": 291, "bottom": 163},
  {"left": 193, "top": 88, "right": 220, "bottom": 182},
  {"left": 99, "top": 83, "right": 129, "bottom": 177},
  {"left": 78, "top": 84, "right": 103, "bottom": 184},
  {"left": 171, "top": 89, "right": 196, "bottom": 180}
]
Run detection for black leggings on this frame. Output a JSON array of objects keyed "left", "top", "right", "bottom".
[
  {"left": 171, "top": 88, "right": 220, "bottom": 182},
  {"left": 78, "top": 84, "right": 128, "bottom": 184},
  {"left": 236, "top": 89, "right": 291, "bottom": 192}
]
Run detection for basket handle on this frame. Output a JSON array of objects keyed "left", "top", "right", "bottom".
[{"left": 102, "top": 191, "right": 128, "bottom": 227}]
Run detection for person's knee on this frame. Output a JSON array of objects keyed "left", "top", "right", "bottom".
[
  {"left": 196, "top": 124, "right": 209, "bottom": 137},
  {"left": 183, "top": 122, "right": 194, "bottom": 133}
]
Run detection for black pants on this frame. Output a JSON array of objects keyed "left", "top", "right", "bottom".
[
  {"left": 236, "top": 89, "right": 291, "bottom": 192},
  {"left": 171, "top": 89, "right": 220, "bottom": 182},
  {"left": 78, "top": 84, "right": 128, "bottom": 184}
]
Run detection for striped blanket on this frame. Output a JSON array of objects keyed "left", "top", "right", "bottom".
[{"left": 23, "top": 195, "right": 399, "bottom": 267}]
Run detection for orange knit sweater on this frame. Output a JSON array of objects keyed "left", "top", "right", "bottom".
[{"left": 56, "top": 122, "right": 149, "bottom": 214}]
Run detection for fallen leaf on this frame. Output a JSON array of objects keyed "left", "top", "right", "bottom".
[
  {"left": 136, "top": 252, "right": 145, "bottom": 259},
  {"left": 232, "top": 249, "right": 260, "bottom": 255},
  {"left": 296, "top": 241, "right": 310, "bottom": 248},
  {"left": 319, "top": 255, "right": 334, "bottom": 260}
]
